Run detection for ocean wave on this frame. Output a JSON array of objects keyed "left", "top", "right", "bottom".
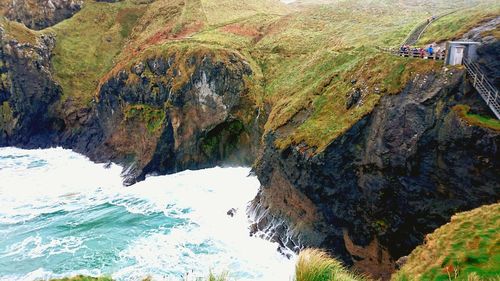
[
  {"left": 0, "top": 235, "right": 84, "bottom": 260},
  {"left": 0, "top": 147, "right": 295, "bottom": 281}
]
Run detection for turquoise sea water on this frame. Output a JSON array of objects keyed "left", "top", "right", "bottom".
[{"left": 0, "top": 148, "right": 294, "bottom": 281}]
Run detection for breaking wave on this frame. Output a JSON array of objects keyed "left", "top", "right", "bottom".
[{"left": 0, "top": 147, "right": 295, "bottom": 281}]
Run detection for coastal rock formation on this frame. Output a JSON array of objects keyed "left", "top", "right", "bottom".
[
  {"left": 65, "top": 49, "right": 260, "bottom": 184},
  {"left": 1, "top": 0, "right": 83, "bottom": 30},
  {"left": 0, "top": 26, "right": 62, "bottom": 146},
  {"left": 0, "top": 18, "right": 261, "bottom": 184},
  {"left": 249, "top": 68, "right": 500, "bottom": 280},
  {"left": 0, "top": 1, "right": 499, "bottom": 280}
]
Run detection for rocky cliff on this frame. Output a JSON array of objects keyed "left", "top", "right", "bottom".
[
  {"left": 64, "top": 48, "right": 261, "bottom": 184},
  {"left": 0, "top": 26, "right": 261, "bottom": 184},
  {"left": 0, "top": 4, "right": 262, "bottom": 184},
  {"left": 1, "top": 0, "right": 83, "bottom": 30},
  {"left": 249, "top": 67, "right": 500, "bottom": 279},
  {"left": 0, "top": 23, "right": 63, "bottom": 146},
  {"left": 0, "top": 0, "right": 499, "bottom": 280}
]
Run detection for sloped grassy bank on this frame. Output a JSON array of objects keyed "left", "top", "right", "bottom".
[
  {"left": 393, "top": 203, "right": 500, "bottom": 281},
  {"left": 301, "top": 202, "right": 499, "bottom": 281}
]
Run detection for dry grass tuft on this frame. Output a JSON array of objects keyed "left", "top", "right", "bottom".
[{"left": 296, "top": 249, "right": 366, "bottom": 281}]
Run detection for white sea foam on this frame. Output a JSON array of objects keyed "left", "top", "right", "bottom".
[
  {"left": 2, "top": 235, "right": 85, "bottom": 260},
  {"left": 0, "top": 147, "right": 296, "bottom": 281}
]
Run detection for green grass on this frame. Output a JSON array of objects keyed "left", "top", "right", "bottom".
[
  {"left": 0, "top": 17, "right": 38, "bottom": 45},
  {"left": 200, "top": 0, "right": 287, "bottom": 25},
  {"left": 47, "top": 0, "right": 146, "bottom": 105},
  {"left": 263, "top": 48, "right": 441, "bottom": 151},
  {"left": 123, "top": 104, "right": 166, "bottom": 134},
  {"left": 3, "top": 0, "right": 497, "bottom": 151},
  {"left": 207, "top": 271, "right": 229, "bottom": 281},
  {"left": 417, "top": 3, "right": 500, "bottom": 45},
  {"left": 453, "top": 105, "right": 500, "bottom": 131},
  {"left": 393, "top": 203, "right": 500, "bottom": 281},
  {"left": 295, "top": 248, "right": 366, "bottom": 281}
]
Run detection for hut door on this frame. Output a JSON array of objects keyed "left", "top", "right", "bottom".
[{"left": 453, "top": 46, "right": 465, "bottom": 65}]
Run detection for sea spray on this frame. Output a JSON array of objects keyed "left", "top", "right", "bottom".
[{"left": 0, "top": 147, "right": 295, "bottom": 281}]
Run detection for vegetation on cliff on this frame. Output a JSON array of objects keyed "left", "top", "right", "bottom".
[
  {"left": 1, "top": 1, "right": 499, "bottom": 279},
  {"left": 0, "top": 16, "right": 38, "bottom": 44},
  {"left": 417, "top": 4, "right": 500, "bottom": 45},
  {"left": 393, "top": 203, "right": 500, "bottom": 281},
  {"left": 2, "top": 0, "right": 497, "bottom": 150},
  {"left": 453, "top": 104, "right": 500, "bottom": 131},
  {"left": 47, "top": 0, "right": 147, "bottom": 104},
  {"left": 295, "top": 249, "right": 366, "bottom": 281},
  {"left": 294, "top": 204, "right": 499, "bottom": 281}
]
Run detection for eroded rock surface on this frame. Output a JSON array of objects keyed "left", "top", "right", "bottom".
[
  {"left": 65, "top": 50, "right": 260, "bottom": 184},
  {"left": 0, "top": 27, "right": 62, "bottom": 146},
  {"left": 2, "top": 0, "right": 83, "bottom": 30},
  {"left": 250, "top": 68, "right": 500, "bottom": 280}
]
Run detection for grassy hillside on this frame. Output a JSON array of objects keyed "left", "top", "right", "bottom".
[
  {"left": 393, "top": 203, "right": 500, "bottom": 281},
  {"left": 0, "top": 16, "right": 38, "bottom": 44},
  {"left": 47, "top": 0, "right": 148, "bottom": 104},
  {"left": 1, "top": 0, "right": 497, "bottom": 149},
  {"left": 417, "top": 3, "right": 500, "bottom": 45}
]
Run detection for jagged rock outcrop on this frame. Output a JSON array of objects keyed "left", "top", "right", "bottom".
[
  {"left": 249, "top": 68, "right": 500, "bottom": 280},
  {"left": 0, "top": 18, "right": 262, "bottom": 183},
  {"left": 64, "top": 49, "right": 261, "bottom": 184},
  {"left": 461, "top": 16, "right": 500, "bottom": 87},
  {"left": 2, "top": 0, "right": 83, "bottom": 30},
  {"left": 0, "top": 27, "right": 62, "bottom": 146}
]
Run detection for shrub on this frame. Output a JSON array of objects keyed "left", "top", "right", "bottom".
[
  {"left": 207, "top": 271, "right": 229, "bottom": 281},
  {"left": 295, "top": 249, "right": 365, "bottom": 281}
]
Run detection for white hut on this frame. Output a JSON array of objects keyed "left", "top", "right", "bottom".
[{"left": 445, "top": 41, "right": 481, "bottom": 65}]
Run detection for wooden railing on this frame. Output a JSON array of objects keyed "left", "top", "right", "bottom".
[
  {"left": 377, "top": 46, "right": 446, "bottom": 60},
  {"left": 380, "top": 6, "right": 500, "bottom": 119},
  {"left": 463, "top": 58, "right": 500, "bottom": 119}
]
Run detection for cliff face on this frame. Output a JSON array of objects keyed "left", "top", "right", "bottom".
[
  {"left": 0, "top": 26, "right": 62, "bottom": 146},
  {"left": 1, "top": 1, "right": 499, "bottom": 279},
  {"left": 60, "top": 49, "right": 260, "bottom": 184},
  {"left": 249, "top": 68, "right": 500, "bottom": 280},
  {"left": 0, "top": 16, "right": 261, "bottom": 184},
  {"left": 2, "top": 0, "right": 83, "bottom": 30}
]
